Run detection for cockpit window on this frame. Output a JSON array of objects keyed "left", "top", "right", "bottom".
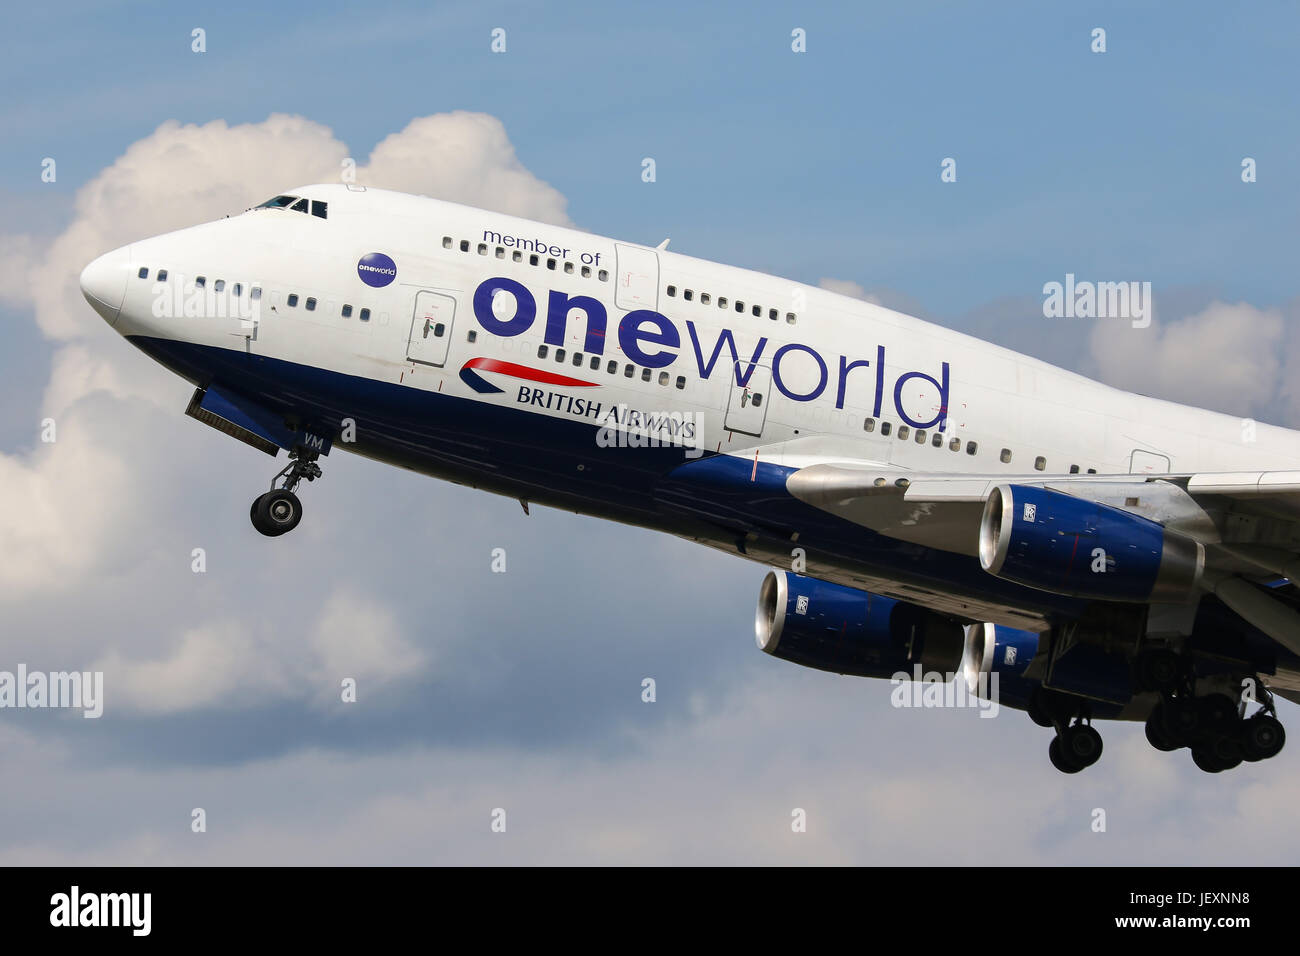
[
  {"left": 311, "top": 200, "right": 328, "bottom": 219},
  {"left": 257, "top": 195, "right": 298, "bottom": 209},
  {"left": 290, "top": 198, "right": 309, "bottom": 213}
]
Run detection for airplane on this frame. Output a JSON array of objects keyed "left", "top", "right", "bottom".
[{"left": 78, "top": 183, "right": 1300, "bottom": 774}]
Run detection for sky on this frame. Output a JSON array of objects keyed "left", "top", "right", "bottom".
[{"left": 2, "top": 0, "right": 1300, "bottom": 864}]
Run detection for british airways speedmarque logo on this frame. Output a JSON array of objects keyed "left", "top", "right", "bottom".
[
  {"left": 357, "top": 252, "right": 397, "bottom": 288},
  {"left": 459, "top": 357, "right": 599, "bottom": 395}
]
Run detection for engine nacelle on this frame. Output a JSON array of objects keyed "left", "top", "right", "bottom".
[
  {"left": 960, "top": 622, "right": 1042, "bottom": 710},
  {"left": 755, "top": 571, "right": 964, "bottom": 679},
  {"left": 979, "top": 484, "right": 1203, "bottom": 602}
]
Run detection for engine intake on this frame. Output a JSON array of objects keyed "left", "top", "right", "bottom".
[
  {"left": 755, "top": 571, "right": 964, "bottom": 678},
  {"left": 979, "top": 484, "right": 1203, "bottom": 602}
]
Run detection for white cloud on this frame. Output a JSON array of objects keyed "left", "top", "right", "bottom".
[
  {"left": 91, "top": 590, "right": 427, "bottom": 715},
  {"left": 1087, "top": 300, "right": 1285, "bottom": 418}
]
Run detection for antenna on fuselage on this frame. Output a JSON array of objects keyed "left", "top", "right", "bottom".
[{"left": 656, "top": 238, "right": 670, "bottom": 250}]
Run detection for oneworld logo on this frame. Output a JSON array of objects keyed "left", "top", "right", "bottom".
[{"left": 358, "top": 252, "right": 397, "bottom": 288}]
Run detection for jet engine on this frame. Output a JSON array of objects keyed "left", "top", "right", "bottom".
[
  {"left": 978, "top": 484, "right": 1203, "bottom": 602},
  {"left": 755, "top": 571, "right": 964, "bottom": 679}
]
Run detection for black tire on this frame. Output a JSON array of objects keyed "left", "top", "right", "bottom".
[
  {"left": 1145, "top": 705, "right": 1180, "bottom": 752},
  {"left": 253, "top": 489, "right": 302, "bottom": 537},
  {"left": 1060, "top": 724, "right": 1103, "bottom": 768},
  {"left": 1049, "top": 737, "right": 1083, "bottom": 774},
  {"left": 1204, "top": 732, "right": 1243, "bottom": 770},
  {"left": 1240, "top": 714, "right": 1286, "bottom": 762},
  {"left": 1161, "top": 696, "right": 1200, "bottom": 744},
  {"left": 1196, "top": 694, "right": 1238, "bottom": 735},
  {"left": 1191, "top": 747, "right": 1226, "bottom": 773}
]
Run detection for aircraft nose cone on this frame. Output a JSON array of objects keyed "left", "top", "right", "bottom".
[{"left": 79, "top": 246, "right": 132, "bottom": 326}]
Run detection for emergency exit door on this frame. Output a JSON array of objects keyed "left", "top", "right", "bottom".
[
  {"left": 724, "top": 362, "right": 772, "bottom": 437},
  {"left": 407, "top": 291, "right": 456, "bottom": 367}
]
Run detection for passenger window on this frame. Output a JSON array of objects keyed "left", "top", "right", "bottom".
[
  {"left": 305, "top": 297, "right": 316, "bottom": 311},
  {"left": 342, "top": 304, "right": 353, "bottom": 317},
  {"left": 433, "top": 323, "right": 445, "bottom": 337},
  {"left": 898, "top": 426, "right": 910, "bottom": 440},
  {"left": 589, "top": 356, "right": 600, "bottom": 370},
  {"left": 624, "top": 364, "right": 634, "bottom": 377},
  {"left": 931, "top": 433, "right": 943, "bottom": 447},
  {"left": 949, "top": 438, "right": 961, "bottom": 451},
  {"left": 915, "top": 429, "right": 926, "bottom": 444},
  {"left": 460, "top": 240, "right": 470, "bottom": 252},
  {"left": 675, "top": 376, "right": 685, "bottom": 389},
  {"left": 667, "top": 286, "right": 676, "bottom": 297},
  {"left": 287, "top": 293, "right": 298, "bottom": 307},
  {"left": 864, "top": 418, "right": 876, "bottom": 432},
  {"left": 478, "top": 244, "right": 488, "bottom": 255},
  {"left": 701, "top": 293, "right": 711, "bottom": 305},
  {"left": 881, "top": 422, "right": 892, "bottom": 436},
  {"left": 1086, "top": 468, "right": 1097, "bottom": 474},
  {"left": 607, "top": 360, "right": 618, "bottom": 374},
  {"left": 195, "top": 276, "right": 206, "bottom": 288},
  {"left": 718, "top": 297, "right": 727, "bottom": 308},
  {"left": 250, "top": 286, "right": 261, "bottom": 300},
  {"left": 641, "top": 368, "right": 652, "bottom": 382},
  {"left": 1069, "top": 464, "right": 1080, "bottom": 474},
  {"left": 1000, "top": 448, "right": 1012, "bottom": 463},
  {"left": 468, "top": 330, "right": 477, "bottom": 342},
  {"left": 684, "top": 290, "right": 693, "bottom": 301},
  {"left": 658, "top": 372, "right": 669, "bottom": 385},
  {"left": 538, "top": 345, "right": 549, "bottom": 358},
  {"left": 768, "top": 309, "right": 778, "bottom": 320},
  {"left": 233, "top": 283, "right": 242, "bottom": 296},
  {"left": 513, "top": 251, "right": 523, "bottom": 262},
  {"left": 1035, "top": 456, "right": 1047, "bottom": 471},
  {"left": 581, "top": 266, "right": 591, "bottom": 277},
  {"left": 751, "top": 393, "right": 762, "bottom": 407},
  {"left": 496, "top": 247, "right": 506, "bottom": 259},
  {"left": 736, "top": 301, "right": 745, "bottom": 313},
  {"left": 359, "top": 308, "right": 370, "bottom": 322},
  {"left": 598, "top": 269, "right": 608, "bottom": 281},
  {"left": 573, "top": 353, "right": 583, "bottom": 367},
  {"left": 158, "top": 269, "right": 168, "bottom": 282},
  {"left": 138, "top": 267, "right": 149, "bottom": 279},
  {"left": 786, "top": 313, "right": 796, "bottom": 324},
  {"left": 556, "top": 349, "right": 566, "bottom": 362},
  {"left": 966, "top": 441, "right": 978, "bottom": 455},
  {"left": 547, "top": 258, "right": 556, "bottom": 270},
  {"left": 564, "top": 262, "right": 574, "bottom": 274},
  {"left": 529, "top": 254, "right": 540, "bottom": 266},
  {"left": 752, "top": 305, "right": 761, "bottom": 317},
  {"left": 443, "top": 237, "right": 453, "bottom": 249},
  {"left": 214, "top": 279, "right": 226, "bottom": 292}
]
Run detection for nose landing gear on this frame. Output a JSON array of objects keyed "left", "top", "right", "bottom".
[{"left": 250, "top": 450, "right": 321, "bottom": 537}]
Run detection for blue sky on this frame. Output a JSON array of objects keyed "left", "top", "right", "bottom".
[
  {"left": 6, "top": 0, "right": 1298, "bottom": 312},
  {"left": 3, "top": 1, "right": 1300, "bottom": 864}
]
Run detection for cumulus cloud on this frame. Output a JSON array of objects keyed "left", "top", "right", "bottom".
[
  {"left": 92, "top": 590, "right": 426, "bottom": 715},
  {"left": 1087, "top": 300, "right": 1286, "bottom": 419}
]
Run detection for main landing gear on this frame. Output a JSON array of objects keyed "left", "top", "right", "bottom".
[
  {"left": 1137, "top": 646, "right": 1286, "bottom": 774},
  {"left": 1029, "top": 689, "right": 1104, "bottom": 774},
  {"left": 250, "top": 449, "right": 321, "bottom": 537}
]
